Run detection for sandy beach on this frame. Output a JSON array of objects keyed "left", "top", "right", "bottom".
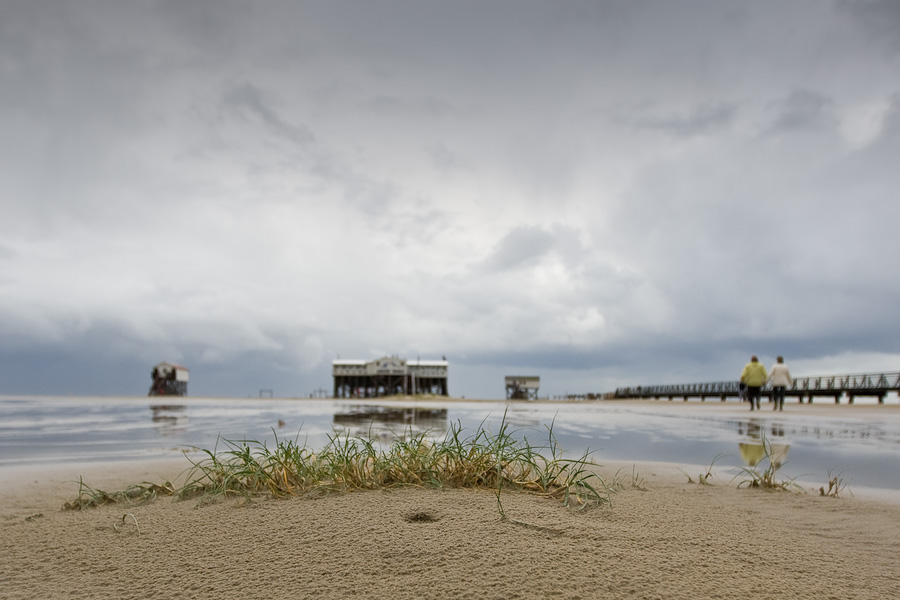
[{"left": 2, "top": 401, "right": 899, "bottom": 599}]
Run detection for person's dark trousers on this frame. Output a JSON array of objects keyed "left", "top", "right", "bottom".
[
  {"left": 748, "top": 386, "right": 761, "bottom": 410},
  {"left": 772, "top": 386, "right": 786, "bottom": 411}
]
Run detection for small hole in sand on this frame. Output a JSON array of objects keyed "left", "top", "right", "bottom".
[{"left": 404, "top": 511, "right": 438, "bottom": 523}]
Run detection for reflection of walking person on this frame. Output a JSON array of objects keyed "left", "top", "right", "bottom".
[
  {"left": 741, "top": 355, "right": 768, "bottom": 411},
  {"left": 767, "top": 356, "right": 792, "bottom": 412}
]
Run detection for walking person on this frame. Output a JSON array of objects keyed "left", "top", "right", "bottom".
[
  {"left": 740, "top": 355, "right": 768, "bottom": 411},
  {"left": 767, "top": 356, "right": 792, "bottom": 411}
]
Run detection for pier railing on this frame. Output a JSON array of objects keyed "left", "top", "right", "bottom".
[{"left": 613, "top": 371, "right": 900, "bottom": 404}]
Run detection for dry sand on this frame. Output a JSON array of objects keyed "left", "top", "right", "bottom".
[{"left": 2, "top": 402, "right": 900, "bottom": 599}]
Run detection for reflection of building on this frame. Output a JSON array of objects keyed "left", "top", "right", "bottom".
[
  {"left": 506, "top": 376, "right": 540, "bottom": 400},
  {"left": 148, "top": 362, "right": 189, "bottom": 396},
  {"left": 333, "top": 405, "right": 448, "bottom": 441},
  {"left": 150, "top": 404, "right": 188, "bottom": 436},
  {"left": 332, "top": 356, "right": 448, "bottom": 398}
]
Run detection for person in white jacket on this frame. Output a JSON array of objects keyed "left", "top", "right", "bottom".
[{"left": 767, "top": 356, "right": 792, "bottom": 411}]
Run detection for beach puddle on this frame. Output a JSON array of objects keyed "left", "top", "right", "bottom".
[{"left": 1, "top": 396, "right": 898, "bottom": 496}]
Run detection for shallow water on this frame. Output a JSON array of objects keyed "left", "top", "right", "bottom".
[{"left": 1, "top": 396, "right": 898, "bottom": 495}]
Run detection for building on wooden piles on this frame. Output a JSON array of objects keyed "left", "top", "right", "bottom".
[
  {"left": 149, "top": 362, "right": 190, "bottom": 397},
  {"left": 505, "top": 375, "right": 540, "bottom": 400},
  {"left": 332, "top": 356, "right": 448, "bottom": 398}
]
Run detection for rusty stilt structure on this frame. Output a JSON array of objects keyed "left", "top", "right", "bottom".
[
  {"left": 148, "top": 362, "right": 190, "bottom": 397},
  {"left": 332, "top": 356, "right": 449, "bottom": 398}
]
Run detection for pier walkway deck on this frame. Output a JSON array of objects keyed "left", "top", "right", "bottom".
[{"left": 614, "top": 371, "right": 900, "bottom": 404}]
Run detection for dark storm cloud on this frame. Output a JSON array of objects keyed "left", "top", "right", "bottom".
[
  {"left": 222, "top": 83, "right": 316, "bottom": 147},
  {"left": 363, "top": 95, "right": 458, "bottom": 120},
  {"left": 876, "top": 93, "right": 900, "bottom": 141},
  {"left": 477, "top": 225, "right": 588, "bottom": 274},
  {"left": 764, "top": 89, "right": 837, "bottom": 135},
  {"left": 839, "top": 0, "right": 900, "bottom": 53},
  {"left": 627, "top": 102, "right": 738, "bottom": 138},
  {"left": 480, "top": 227, "right": 557, "bottom": 273},
  {"left": 426, "top": 143, "right": 470, "bottom": 174}
]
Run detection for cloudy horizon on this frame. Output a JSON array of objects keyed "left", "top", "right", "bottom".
[{"left": 2, "top": 1, "right": 899, "bottom": 399}]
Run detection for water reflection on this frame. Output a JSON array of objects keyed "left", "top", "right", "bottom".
[
  {"left": 736, "top": 419, "right": 790, "bottom": 467},
  {"left": 3, "top": 397, "right": 899, "bottom": 493},
  {"left": 332, "top": 405, "right": 448, "bottom": 442},
  {"left": 499, "top": 406, "right": 544, "bottom": 429},
  {"left": 150, "top": 405, "right": 188, "bottom": 437}
]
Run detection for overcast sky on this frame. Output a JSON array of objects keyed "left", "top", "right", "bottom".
[{"left": 2, "top": 0, "right": 900, "bottom": 399}]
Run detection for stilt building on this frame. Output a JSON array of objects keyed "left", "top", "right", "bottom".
[
  {"left": 333, "top": 356, "right": 449, "bottom": 398},
  {"left": 505, "top": 375, "right": 540, "bottom": 400},
  {"left": 149, "top": 362, "right": 190, "bottom": 397}
]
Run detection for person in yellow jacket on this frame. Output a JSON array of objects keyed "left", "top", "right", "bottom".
[{"left": 740, "top": 355, "right": 768, "bottom": 411}]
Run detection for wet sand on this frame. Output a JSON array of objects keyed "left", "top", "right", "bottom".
[{"left": 2, "top": 402, "right": 899, "bottom": 599}]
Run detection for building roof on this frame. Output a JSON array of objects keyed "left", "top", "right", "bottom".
[
  {"left": 332, "top": 358, "right": 448, "bottom": 367},
  {"left": 155, "top": 362, "right": 190, "bottom": 371}
]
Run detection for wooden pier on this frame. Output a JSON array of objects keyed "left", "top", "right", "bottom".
[{"left": 614, "top": 371, "right": 900, "bottom": 404}]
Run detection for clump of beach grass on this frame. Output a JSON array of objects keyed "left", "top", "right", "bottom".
[
  {"left": 65, "top": 415, "right": 612, "bottom": 516},
  {"left": 630, "top": 466, "right": 647, "bottom": 490},
  {"left": 612, "top": 466, "right": 647, "bottom": 491},
  {"left": 681, "top": 453, "right": 723, "bottom": 485},
  {"left": 607, "top": 470, "right": 626, "bottom": 492},
  {"left": 819, "top": 470, "right": 849, "bottom": 498},
  {"left": 64, "top": 478, "right": 176, "bottom": 510}
]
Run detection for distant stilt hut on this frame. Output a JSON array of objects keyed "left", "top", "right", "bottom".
[
  {"left": 149, "top": 362, "right": 190, "bottom": 396},
  {"left": 505, "top": 376, "right": 540, "bottom": 400}
]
